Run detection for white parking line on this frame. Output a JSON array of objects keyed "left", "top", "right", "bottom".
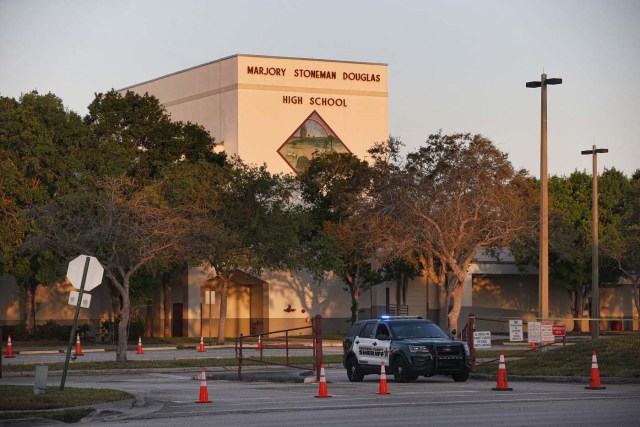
[{"left": 148, "top": 373, "right": 193, "bottom": 380}]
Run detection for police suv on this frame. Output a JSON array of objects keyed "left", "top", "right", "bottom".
[{"left": 342, "top": 316, "right": 472, "bottom": 383}]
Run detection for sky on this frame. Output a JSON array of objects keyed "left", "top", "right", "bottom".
[{"left": 1, "top": 0, "right": 638, "bottom": 178}]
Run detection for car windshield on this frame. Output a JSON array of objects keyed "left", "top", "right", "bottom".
[{"left": 390, "top": 321, "right": 449, "bottom": 339}]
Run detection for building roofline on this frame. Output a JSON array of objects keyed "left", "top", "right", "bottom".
[
  {"left": 237, "top": 53, "right": 388, "bottom": 67},
  {"left": 118, "top": 54, "right": 388, "bottom": 92}
]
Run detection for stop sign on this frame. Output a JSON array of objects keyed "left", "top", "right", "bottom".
[{"left": 66, "top": 255, "right": 104, "bottom": 291}]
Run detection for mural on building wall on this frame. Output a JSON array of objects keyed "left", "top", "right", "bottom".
[{"left": 277, "top": 110, "right": 350, "bottom": 174}]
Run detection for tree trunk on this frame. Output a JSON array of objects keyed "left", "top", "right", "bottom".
[
  {"left": 145, "top": 303, "right": 154, "bottom": 337},
  {"left": 162, "top": 272, "right": 172, "bottom": 337},
  {"left": 631, "top": 282, "right": 640, "bottom": 317},
  {"left": 395, "top": 273, "right": 402, "bottom": 306},
  {"left": 447, "top": 285, "right": 464, "bottom": 333},
  {"left": 115, "top": 280, "right": 130, "bottom": 363},
  {"left": 437, "top": 284, "right": 449, "bottom": 330},
  {"left": 632, "top": 279, "right": 640, "bottom": 321},
  {"left": 111, "top": 289, "right": 121, "bottom": 316},
  {"left": 23, "top": 282, "right": 37, "bottom": 335},
  {"left": 402, "top": 274, "right": 409, "bottom": 305},
  {"left": 571, "top": 291, "right": 583, "bottom": 333},
  {"left": 217, "top": 277, "right": 229, "bottom": 345},
  {"left": 350, "top": 282, "right": 361, "bottom": 325}
]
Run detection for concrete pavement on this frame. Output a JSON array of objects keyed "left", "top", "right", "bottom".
[{"left": 2, "top": 365, "right": 640, "bottom": 426}]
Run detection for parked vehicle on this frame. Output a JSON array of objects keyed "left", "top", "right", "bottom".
[{"left": 343, "top": 316, "right": 472, "bottom": 382}]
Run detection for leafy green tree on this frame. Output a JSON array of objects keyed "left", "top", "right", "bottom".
[
  {"left": 29, "top": 177, "right": 197, "bottom": 362},
  {"left": 81, "top": 90, "right": 225, "bottom": 343},
  {"left": 211, "top": 160, "right": 303, "bottom": 343},
  {"left": 0, "top": 92, "right": 86, "bottom": 334},
  {"left": 22, "top": 89, "right": 226, "bottom": 359},
  {"left": 161, "top": 158, "right": 304, "bottom": 343},
  {"left": 299, "top": 151, "right": 384, "bottom": 324},
  {"left": 602, "top": 169, "right": 640, "bottom": 317},
  {"left": 368, "top": 133, "right": 536, "bottom": 331},
  {"left": 547, "top": 172, "right": 594, "bottom": 330},
  {"left": 83, "top": 90, "right": 222, "bottom": 184},
  {"left": 386, "top": 259, "right": 420, "bottom": 308},
  {"left": 513, "top": 170, "right": 621, "bottom": 330}
]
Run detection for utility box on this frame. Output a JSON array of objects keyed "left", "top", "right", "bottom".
[{"left": 34, "top": 364, "right": 48, "bottom": 394}]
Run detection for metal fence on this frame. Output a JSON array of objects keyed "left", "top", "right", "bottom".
[
  {"left": 461, "top": 313, "right": 567, "bottom": 372},
  {"left": 234, "top": 314, "right": 324, "bottom": 381}
]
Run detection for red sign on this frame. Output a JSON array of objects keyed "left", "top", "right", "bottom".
[{"left": 552, "top": 324, "right": 566, "bottom": 336}]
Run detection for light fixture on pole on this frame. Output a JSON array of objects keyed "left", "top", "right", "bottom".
[
  {"left": 526, "top": 73, "right": 562, "bottom": 320},
  {"left": 581, "top": 145, "right": 608, "bottom": 340}
]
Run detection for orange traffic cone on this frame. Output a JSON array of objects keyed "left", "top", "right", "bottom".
[
  {"left": 315, "top": 364, "right": 332, "bottom": 398},
  {"left": 585, "top": 351, "right": 606, "bottom": 390},
  {"left": 196, "top": 368, "right": 212, "bottom": 403},
  {"left": 492, "top": 351, "right": 513, "bottom": 391},
  {"left": 74, "top": 333, "right": 84, "bottom": 356},
  {"left": 376, "top": 361, "right": 390, "bottom": 395},
  {"left": 5, "top": 335, "right": 15, "bottom": 358},
  {"left": 136, "top": 336, "right": 144, "bottom": 354},
  {"left": 257, "top": 334, "right": 262, "bottom": 351},
  {"left": 198, "top": 336, "right": 206, "bottom": 353}
]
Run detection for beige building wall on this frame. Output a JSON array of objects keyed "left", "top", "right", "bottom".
[
  {"left": 120, "top": 54, "right": 388, "bottom": 174},
  {"left": 235, "top": 55, "right": 388, "bottom": 173},
  {"left": 600, "top": 285, "right": 639, "bottom": 331},
  {"left": 0, "top": 273, "right": 20, "bottom": 325},
  {"left": 117, "top": 54, "right": 389, "bottom": 338},
  {"left": 262, "top": 270, "right": 350, "bottom": 335},
  {"left": 0, "top": 272, "right": 113, "bottom": 336},
  {"left": 119, "top": 56, "right": 239, "bottom": 154}
]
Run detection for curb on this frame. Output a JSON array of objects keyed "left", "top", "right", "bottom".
[
  {"left": 17, "top": 350, "right": 62, "bottom": 355},
  {"left": 0, "top": 364, "right": 327, "bottom": 378},
  {"left": 16, "top": 348, "right": 107, "bottom": 355},
  {"left": 136, "top": 346, "right": 177, "bottom": 351},
  {"left": 207, "top": 369, "right": 314, "bottom": 383},
  {"left": 470, "top": 373, "right": 640, "bottom": 384}
]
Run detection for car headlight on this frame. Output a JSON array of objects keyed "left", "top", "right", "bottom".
[
  {"left": 462, "top": 342, "right": 470, "bottom": 356},
  {"left": 409, "top": 345, "right": 430, "bottom": 353}
]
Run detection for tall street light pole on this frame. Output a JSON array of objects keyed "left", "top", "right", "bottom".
[
  {"left": 526, "top": 73, "right": 562, "bottom": 320},
  {"left": 581, "top": 145, "right": 608, "bottom": 340}
]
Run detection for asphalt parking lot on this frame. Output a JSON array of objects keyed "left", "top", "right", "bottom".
[{"left": 2, "top": 365, "right": 640, "bottom": 427}]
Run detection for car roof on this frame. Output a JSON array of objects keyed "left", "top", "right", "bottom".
[{"left": 353, "top": 318, "right": 436, "bottom": 325}]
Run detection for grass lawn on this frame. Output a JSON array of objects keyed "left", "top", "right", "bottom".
[
  {"left": 0, "top": 385, "right": 132, "bottom": 423},
  {"left": 474, "top": 334, "right": 640, "bottom": 377},
  {"left": 3, "top": 336, "right": 637, "bottom": 378}
]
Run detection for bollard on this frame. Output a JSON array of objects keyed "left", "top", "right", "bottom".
[{"left": 34, "top": 364, "right": 49, "bottom": 395}]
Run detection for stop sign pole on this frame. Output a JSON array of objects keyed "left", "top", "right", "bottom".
[{"left": 60, "top": 256, "right": 91, "bottom": 390}]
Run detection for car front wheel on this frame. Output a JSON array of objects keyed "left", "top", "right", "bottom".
[
  {"left": 346, "top": 356, "right": 364, "bottom": 382},
  {"left": 452, "top": 371, "right": 469, "bottom": 382},
  {"left": 392, "top": 357, "right": 411, "bottom": 383}
]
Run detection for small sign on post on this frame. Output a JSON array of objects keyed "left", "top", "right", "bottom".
[
  {"left": 552, "top": 324, "right": 567, "bottom": 347},
  {"left": 473, "top": 331, "right": 491, "bottom": 349},
  {"left": 552, "top": 324, "right": 566, "bottom": 336},
  {"left": 528, "top": 321, "right": 541, "bottom": 344},
  {"left": 204, "top": 291, "right": 215, "bottom": 345},
  {"left": 68, "top": 291, "right": 91, "bottom": 308},
  {"left": 509, "top": 319, "right": 523, "bottom": 342},
  {"left": 67, "top": 255, "right": 104, "bottom": 291},
  {"left": 541, "top": 320, "right": 555, "bottom": 344},
  {"left": 60, "top": 255, "right": 104, "bottom": 391}
]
